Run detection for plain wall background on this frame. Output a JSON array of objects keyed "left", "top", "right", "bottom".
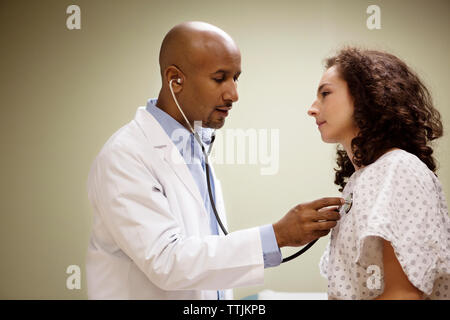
[{"left": 0, "top": 0, "right": 448, "bottom": 299}]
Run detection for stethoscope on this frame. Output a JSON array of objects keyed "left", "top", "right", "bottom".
[{"left": 169, "top": 78, "right": 352, "bottom": 263}]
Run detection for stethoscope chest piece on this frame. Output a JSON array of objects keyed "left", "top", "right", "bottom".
[{"left": 342, "top": 192, "right": 353, "bottom": 214}]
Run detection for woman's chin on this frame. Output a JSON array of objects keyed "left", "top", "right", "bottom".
[{"left": 320, "top": 134, "right": 337, "bottom": 144}]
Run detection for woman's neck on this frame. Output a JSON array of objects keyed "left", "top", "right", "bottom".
[
  {"left": 342, "top": 140, "right": 359, "bottom": 171},
  {"left": 342, "top": 138, "right": 400, "bottom": 171}
]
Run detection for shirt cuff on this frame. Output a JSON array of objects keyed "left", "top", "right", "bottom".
[{"left": 259, "top": 224, "right": 282, "bottom": 268}]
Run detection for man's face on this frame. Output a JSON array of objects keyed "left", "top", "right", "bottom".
[{"left": 178, "top": 42, "right": 241, "bottom": 129}]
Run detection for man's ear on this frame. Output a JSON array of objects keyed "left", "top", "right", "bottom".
[{"left": 165, "top": 66, "right": 184, "bottom": 93}]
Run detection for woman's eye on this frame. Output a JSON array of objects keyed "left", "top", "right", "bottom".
[
  {"left": 321, "top": 91, "right": 330, "bottom": 98},
  {"left": 214, "top": 78, "right": 225, "bottom": 83}
]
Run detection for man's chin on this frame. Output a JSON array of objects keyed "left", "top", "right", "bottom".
[{"left": 205, "top": 118, "right": 225, "bottom": 129}]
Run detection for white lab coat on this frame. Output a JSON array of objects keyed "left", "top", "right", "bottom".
[{"left": 86, "top": 107, "right": 265, "bottom": 299}]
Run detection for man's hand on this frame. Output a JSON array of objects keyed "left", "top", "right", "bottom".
[{"left": 272, "top": 197, "right": 344, "bottom": 248}]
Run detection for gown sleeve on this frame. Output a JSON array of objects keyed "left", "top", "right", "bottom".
[
  {"left": 319, "top": 241, "right": 330, "bottom": 279},
  {"left": 353, "top": 152, "right": 450, "bottom": 296}
]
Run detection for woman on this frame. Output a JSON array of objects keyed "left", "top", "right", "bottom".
[{"left": 308, "top": 48, "right": 450, "bottom": 300}]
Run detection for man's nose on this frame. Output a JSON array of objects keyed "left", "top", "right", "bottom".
[{"left": 223, "top": 80, "right": 239, "bottom": 103}]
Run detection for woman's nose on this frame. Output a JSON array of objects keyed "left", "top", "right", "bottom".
[{"left": 307, "top": 102, "right": 319, "bottom": 117}]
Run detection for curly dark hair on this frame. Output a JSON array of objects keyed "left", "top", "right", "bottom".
[{"left": 325, "top": 48, "right": 443, "bottom": 191}]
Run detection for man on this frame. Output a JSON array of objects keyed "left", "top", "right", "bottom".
[{"left": 86, "top": 21, "right": 342, "bottom": 299}]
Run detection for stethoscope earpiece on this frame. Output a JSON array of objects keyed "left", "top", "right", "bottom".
[{"left": 170, "top": 78, "right": 182, "bottom": 85}]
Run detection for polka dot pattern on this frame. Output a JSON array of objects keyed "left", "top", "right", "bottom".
[{"left": 319, "top": 149, "right": 450, "bottom": 300}]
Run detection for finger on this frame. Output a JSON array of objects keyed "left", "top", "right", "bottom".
[
  {"left": 315, "top": 209, "right": 341, "bottom": 222},
  {"left": 313, "top": 220, "right": 338, "bottom": 231},
  {"left": 318, "top": 205, "right": 340, "bottom": 212},
  {"left": 309, "top": 197, "right": 345, "bottom": 210},
  {"left": 313, "top": 230, "right": 331, "bottom": 238}
]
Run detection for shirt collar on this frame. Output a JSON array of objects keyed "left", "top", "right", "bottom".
[{"left": 146, "top": 98, "right": 215, "bottom": 146}]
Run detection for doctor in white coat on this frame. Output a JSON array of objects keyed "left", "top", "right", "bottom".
[{"left": 86, "top": 21, "right": 343, "bottom": 299}]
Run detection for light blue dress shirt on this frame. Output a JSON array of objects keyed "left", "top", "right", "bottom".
[{"left": 146, "top": 99, "right": 282, "bottom": 297}]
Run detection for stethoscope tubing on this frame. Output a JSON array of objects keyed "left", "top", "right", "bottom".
[{"left": 169, "top": 79, "right": 318, "bottom": 263}]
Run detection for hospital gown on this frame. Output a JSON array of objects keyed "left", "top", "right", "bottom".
[{"left": 319, "top": 149, "right": 450, "bottom": 299}]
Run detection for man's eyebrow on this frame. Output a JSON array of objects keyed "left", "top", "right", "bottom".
[
  {"left": 211, "top": 69, "right": 227, "bottom": 75},
  {"left": 211, "top": 69, "right": 241, "bottom": 75}
]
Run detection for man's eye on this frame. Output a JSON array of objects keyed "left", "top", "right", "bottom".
[
  {"left": 214, "top": 78, "right": 225, "bottom": 83},
  {"left": 233, "top": 76, "right": 239, "bottom": 82}
]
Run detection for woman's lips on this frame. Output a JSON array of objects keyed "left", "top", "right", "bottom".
[{"left": 317, "top": 120, "right": 326, "bottom": 128}]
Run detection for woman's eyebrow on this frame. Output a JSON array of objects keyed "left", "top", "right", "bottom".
[{"left": 317, "top": 83, "right": 331, "bottom": 94}]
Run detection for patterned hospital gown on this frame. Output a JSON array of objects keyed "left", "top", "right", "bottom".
[{"left": 319, "top": 149, "right": 450, "bottom": 299}]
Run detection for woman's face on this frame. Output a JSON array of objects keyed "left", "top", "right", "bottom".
[{"left": 308, "top": 66, "right": 359, "bottom": 147}]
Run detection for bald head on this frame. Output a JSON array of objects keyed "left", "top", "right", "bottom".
[
  {"left": 156, "top": 22, "right": 241, "bottom": 130},
  {"left": 159, "top": 21, "right": 240, "bottom": 78}
]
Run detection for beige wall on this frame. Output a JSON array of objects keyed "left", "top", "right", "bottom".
[{"left": 0, "top": 0, "right": 448, "bottom": 299}]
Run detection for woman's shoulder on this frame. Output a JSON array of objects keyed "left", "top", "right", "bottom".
[
  {"left": 357, "top": 148, "right": 440, "bottom": 193},
  {"left": 363, "top": 149, "right": 431, "bottom": 176}
]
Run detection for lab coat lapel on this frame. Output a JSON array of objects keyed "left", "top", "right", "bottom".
[
  {"left": 163, "top": 142, "right": 206, "bottom": 208},
  {"left": 134, "top": 107, "right": 205, "bottom": 210}
]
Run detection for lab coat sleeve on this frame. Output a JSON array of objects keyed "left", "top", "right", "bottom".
[{"left": 88, "top": 141, "right": 264, "bottom": 291}]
